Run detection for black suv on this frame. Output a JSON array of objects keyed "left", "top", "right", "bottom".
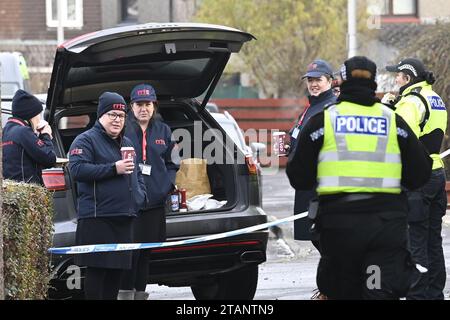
[{"left": 31, "top": 23, "right": 268, "bottom": 299}]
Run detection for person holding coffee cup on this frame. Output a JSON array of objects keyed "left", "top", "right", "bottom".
[
  {"left": 286, "top": 59, "right": 337, "bottom": 249},
  {"left": 119, "top": 83, "right": 179, "bottom": 300},
  {"left": 68, "top": 91, "right": 147, "bottom": 300}
]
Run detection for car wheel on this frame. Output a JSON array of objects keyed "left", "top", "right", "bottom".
[{"left": 191, "top": 265, "right": 258, "bottom": 300}]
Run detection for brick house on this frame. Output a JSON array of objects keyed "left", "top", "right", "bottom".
[{"left": 0, "top": 0, "right": 199, "bottom": 93}]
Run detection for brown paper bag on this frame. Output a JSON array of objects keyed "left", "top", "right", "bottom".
[{"left": 175, "top": 158, "right": 211, "bottom": 199}]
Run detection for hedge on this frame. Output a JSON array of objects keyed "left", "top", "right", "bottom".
[{"left": 2, "top": 180, "right": 54, "bottom": 299}]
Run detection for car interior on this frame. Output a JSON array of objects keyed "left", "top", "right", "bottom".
[{"left": 53, "top": 101, "right": 240, "bottom": 214}]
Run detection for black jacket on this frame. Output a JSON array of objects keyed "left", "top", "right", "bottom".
[
  {"left": 125, "top": 116, "right": 179, "bottom": 208},
  {"left": 288, "top": 89, "right": 336, "bottom": 239},
  {"left": 289, "top": 89, "right": 337, "bottom": 152},
  {"left": 286, "top": 104, "right": 433, "bottom": 214},
  {"left": 68, "top": 121, "right": 147, "bottom": 219},
  {"left": 2, "top": 117, "right": 56, "bottom": 185}
]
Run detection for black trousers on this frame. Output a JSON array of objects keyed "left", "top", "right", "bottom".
[
  {"left": 121, "top": 207, "right": 166, "bottom": 291},
  {"left": 316, "top": 211, "right": 416, "bottom": 300},
  {"left": 294, "top": 189, "right": 321, "bottom": 253},
  {"left": 84, "top": 267, "right": 123, "bottom": 300},
  {"left": 406, "top": 168, "right": 447, "bottom": 300}
]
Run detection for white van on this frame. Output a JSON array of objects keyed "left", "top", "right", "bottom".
[{"left": 0, "top": 52, "right": 31, "bottom": 97}]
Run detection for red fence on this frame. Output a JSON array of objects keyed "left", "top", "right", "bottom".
[{"left": 212, "top": 98, "right": 308, "bottom": 167}]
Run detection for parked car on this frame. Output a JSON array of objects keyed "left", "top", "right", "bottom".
[
  {"left": 210, "top": 110, "right": 266, "bottom": 164},
  {"left": 205, "top": 102, "right": 219, "bottom": 113},
  {"left": 14, "top": 23, "right": 268, "bottom": 300},
  {"left": 210, "top": 110, "right": 265, "bottom": 204}
]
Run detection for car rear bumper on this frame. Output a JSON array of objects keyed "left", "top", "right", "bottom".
[
  {"left": 49, "top": 205, "right": 268, "bottom": 298},
  {"left": 148, "top": 230, "right": 268, "bottom": 286}
]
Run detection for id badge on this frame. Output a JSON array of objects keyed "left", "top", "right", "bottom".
[
  {"left": 308, "top": 198, "right": 319, "bottom": 220},
  {"left": 139, "top": 163, "right": 152, "bottom": 176},
  {"left": 291, "top": 127, "right": 300, "bottom": 139}
]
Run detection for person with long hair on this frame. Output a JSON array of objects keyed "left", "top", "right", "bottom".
[{"left": 119, "top": 84, "right": 179, "bottom": 300}]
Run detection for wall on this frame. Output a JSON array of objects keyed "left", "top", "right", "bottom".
[
  {"left": 139, "top": 0, "right": 170, "bottom": 23},
  {"left": 0, "top": 0, "right": 102, "bottom": 93},
  {"left": 0, "top": 0, "right": 22, "bottom": 39},
  {"left": 138, "top": 0, "right": 197, "bottom": 23},
  {"left": 419, "top": 0, "right": 450, "bottom": 22},
  {"left": 0, "top": 0, "right": 103, "bottom": 41},
  {"left": 101, "top": 0, "right": 121, "bottom": 29}
]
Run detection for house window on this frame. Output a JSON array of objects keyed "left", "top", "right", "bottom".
[
  {"left": 367, "top": 0, "right": 417, "bottom": 16},
  {"left": 46, "top": 0, "right": 83, "bottom": 28},
  {"left": 121, "top": 0, "right": 138, "bottom": 24}
]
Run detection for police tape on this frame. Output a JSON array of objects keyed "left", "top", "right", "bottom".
[
  {"left": 48, "top": 211, "right": 309, "bottom": 255},
  {"left": 440, "top": 148, "right": 450, "bottom": 159}
]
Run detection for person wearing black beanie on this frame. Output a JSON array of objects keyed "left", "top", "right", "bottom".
[
  {"left": 287, "top": 56, "right": 433, "bottom": 299},
  {"left": 12, "top": 89, "right": 43, "bottom": 121},
  {"left": 68, "top": 91, "right": 147, "bottom": 300},
  {"left": 385, "top": 58, "right": 448, "bottom": 300},
  {"left": 2, "top": 89, "right": 56, "bottom": 185}
]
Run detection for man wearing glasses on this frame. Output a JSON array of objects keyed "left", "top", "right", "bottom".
[{"left": 68, "top": 91, "right": 147, "bottom": 300}]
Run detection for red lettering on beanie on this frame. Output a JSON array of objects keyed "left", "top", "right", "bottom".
[
  {"left": 36, "top": 139, "right": 45, "bottom": 147},
  {"left": 112, "top": 103, "right": 126, "bottom": 111}
]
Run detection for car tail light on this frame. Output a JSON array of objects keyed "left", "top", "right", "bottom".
[
  {"left": 42, "top": 168, "right": 66, "bottom": 191},
  {"left": 245, "top": 155, "right": 258, "bottom": 176}
]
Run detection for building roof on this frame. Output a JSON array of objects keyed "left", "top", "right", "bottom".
[{"left": 378, "top": 23, "right": 432, "bottom": 47}]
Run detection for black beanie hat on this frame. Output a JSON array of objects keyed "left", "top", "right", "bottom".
[
  {"left": 97, "top": 92, "right": 127, "bottom": 119},
  {"left": 340, "top": 56, "right": 377, "bottom": 83},
  {"left": 12, "top": 89, "right": 43, "bottom": 121}
]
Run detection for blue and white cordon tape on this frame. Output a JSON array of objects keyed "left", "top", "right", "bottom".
[
  {"left": 48, "top": 148, "right": 450, "bottom": 255},
  {"left": 48, "top": 211, "right": 309, "bottom": 255}
]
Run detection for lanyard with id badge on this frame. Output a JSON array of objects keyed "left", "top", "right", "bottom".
[
  {"left": 291, "top": 103, "right": 310, "bottom": 140},
  {"left": 139, "top": 129, "right": 152, "bottom": 176}
]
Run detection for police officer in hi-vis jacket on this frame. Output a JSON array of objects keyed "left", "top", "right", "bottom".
[
  {"left": 385, "top": 58, "right": 448, "bottom": 300},
  {"left": 287, "top": 56, "right": 432, "bottom": 299}
]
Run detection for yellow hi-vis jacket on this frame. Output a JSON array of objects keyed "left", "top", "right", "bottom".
[
  {"left": 395, "top": 81, "right": 447, "bottom": 169},
  {"left": 317, "top": 101, "right": 401, "bottom": 195}
]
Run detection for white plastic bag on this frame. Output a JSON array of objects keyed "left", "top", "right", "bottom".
[
  {"left": 203, "top": 199, "right": 227, "bottom": 210},
  {"left": 187, "top": 194, "right": 213, "bottom": 211},
  {"left": 186, "top": 194, "right": 227, "bottom": 211}
]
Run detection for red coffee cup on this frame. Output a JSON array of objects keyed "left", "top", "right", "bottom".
[
  {"left": 121, "top": 146, "right": 135, "bottom": 161},
  {"left": 272, "top": 132, "right": 287, "bottom": 157}
]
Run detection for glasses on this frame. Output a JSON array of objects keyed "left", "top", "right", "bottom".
[{"left": 106, "top": 112, "right": 126, "bottom": 121}]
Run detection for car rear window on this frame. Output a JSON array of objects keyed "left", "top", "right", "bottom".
[{"left": 67, "top": 57, "right": 211, "bottom": 87}]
